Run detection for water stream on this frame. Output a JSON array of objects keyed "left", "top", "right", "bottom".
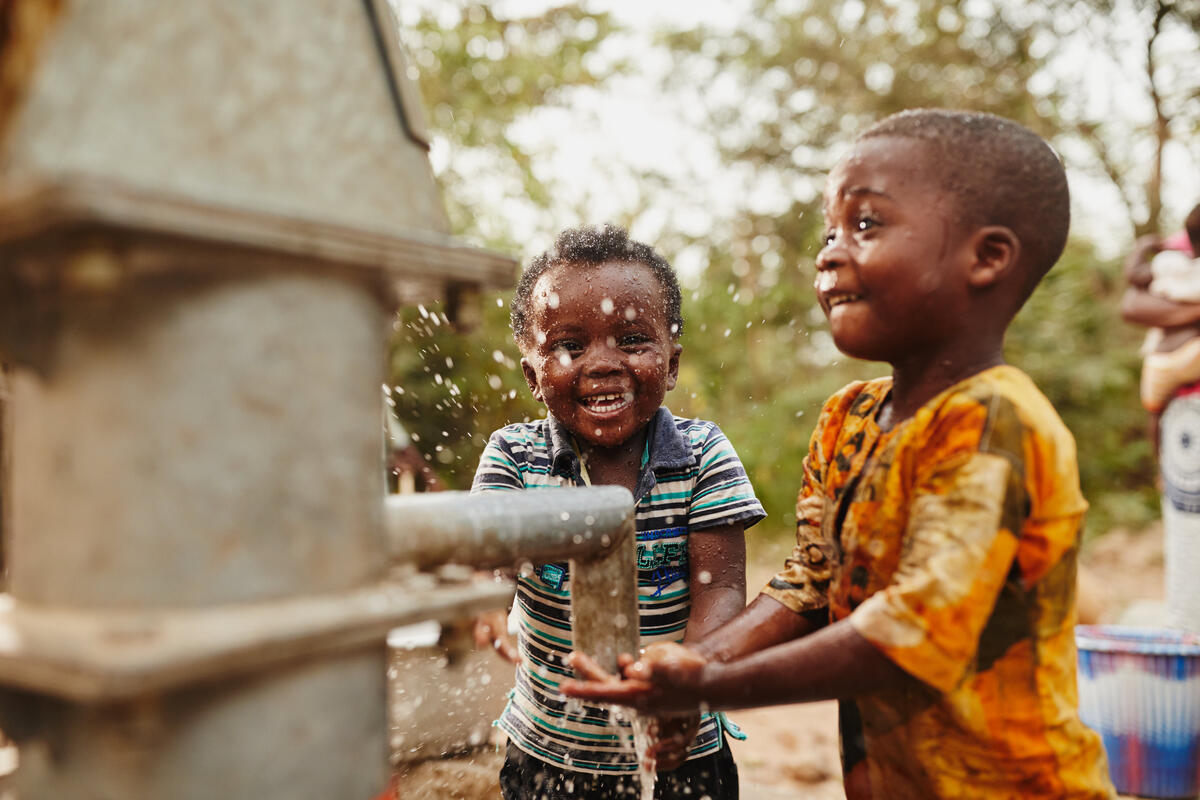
[{"left": 610, "top": 707, "right": 658, "bottom": 800}]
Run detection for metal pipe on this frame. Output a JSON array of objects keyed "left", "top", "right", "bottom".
[
  {"left": 386, "top": 487, "right": 631, "bottom": 569},
  {"left": 385, "top": 487, "right": 640, "bottom": 673}
]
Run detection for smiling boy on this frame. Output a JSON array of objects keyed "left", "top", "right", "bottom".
[
  {"left": 564, "top": 111, "right": 1116, "bottom": 798},
  {"left": 472, "top": 225, "right": 765, "bottom": 799}
]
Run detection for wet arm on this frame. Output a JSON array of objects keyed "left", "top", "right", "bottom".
[
  {"left": 683, "top": 524, "right": 747, "bottom": 642},
  {"left": 691, "top": 618, "right": 912, "bottom": 711},
  {"left": 689, "top": 593, "right": 824, "bottom": 663},
  {"left": 566, "top": 613, "right": 911, "bottom": 713}
]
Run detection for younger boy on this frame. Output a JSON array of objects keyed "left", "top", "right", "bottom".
[
  {"left": 472, "top": 224, "right": 765, "bottom": 799},
  {"left": 564, "top": 110, "right": 1116, "bottom": 799}
]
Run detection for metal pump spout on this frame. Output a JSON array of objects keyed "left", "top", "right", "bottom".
[{"left": 385, "top": 487, "right": 640, "bottom": 673}]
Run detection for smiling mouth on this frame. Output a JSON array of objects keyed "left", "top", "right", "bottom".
[
  {"left": 826, "top": 293, "right": 864, "bottom": 308},
  {"left": 580, "top": 392, "right": 634, "bottom": 413}
]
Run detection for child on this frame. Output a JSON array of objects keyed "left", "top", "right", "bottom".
[
  {"left": 471, "top": 224, "right": 765, "bottom": 799},
  {"left": 1123, "top": 204, "right": 1200, "bottom": 416},
  {"left": 564, "top": 110, "right": 1116, "bottom": 799}
]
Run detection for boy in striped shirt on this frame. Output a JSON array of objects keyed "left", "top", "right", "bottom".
[{"left": 472, "top": 224, "right": 765, "bottom": 799}]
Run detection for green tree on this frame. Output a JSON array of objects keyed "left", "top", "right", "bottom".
[
  {"left": 1041, "top": 0, "right": 1200, "bottom": 237},
  {"left": 397, "top": 3, "right": 621, "bottom": 251}
]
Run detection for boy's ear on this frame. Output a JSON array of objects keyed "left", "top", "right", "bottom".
[
  {"left": 665, "top": 342, "right": 682, "bottom": 392},
  {"left": 520, "top": 357, "right": 543, "bottom": 402},
  {"left": 966, "top": 225, "right": 1021, "bottom": 290}
]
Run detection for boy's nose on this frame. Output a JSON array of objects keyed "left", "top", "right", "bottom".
[
  {"left": 581, "top": 342, "right": 622, "bottom": 375},
  {"left": 815, "top": 239, "right": 846, "bottom": 271}
]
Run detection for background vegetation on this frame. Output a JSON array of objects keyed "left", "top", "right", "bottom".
[{"left": 388, "top": 0, "right": 1199, "bottom": 540}]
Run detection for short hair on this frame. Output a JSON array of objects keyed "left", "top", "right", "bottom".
[
  {"left": 1186, "top": 203, "right": 1200, "bottom": 254},
  {"left": 511, "top": 224, "right": 683, "bottom": 343},
  {"left": 858, "top": 109, "right": 1070, "bottom": 298}
]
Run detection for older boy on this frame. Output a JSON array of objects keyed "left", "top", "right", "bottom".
[{"left": 565, "top": 110, "right": 1115, "bottom": 798}]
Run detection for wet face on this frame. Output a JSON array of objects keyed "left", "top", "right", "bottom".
[
  {"left": 519, "top": 260, "right": 681, "bottom": 451},
  {"left": 815, "top": 136, "right": 976, "bottom": 364}
]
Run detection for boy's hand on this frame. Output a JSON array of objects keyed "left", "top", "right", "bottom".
[
  {"left": 644, "top": 713, "right": 701, "bottom": 771},
  {"left": 562, "top": 642, "right": 711, "bottom": 713},
  {"left": 472, "top": 609, "right": 519, "bottom": 664}
]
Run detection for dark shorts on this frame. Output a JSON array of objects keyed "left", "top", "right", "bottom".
[{"left": 499, "top": 739, "right": 739, "bottom": 800}]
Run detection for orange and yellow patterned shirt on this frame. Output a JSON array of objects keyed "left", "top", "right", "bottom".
[{"left": 763, "top": 366, "right": 1114, "bottom": 799}]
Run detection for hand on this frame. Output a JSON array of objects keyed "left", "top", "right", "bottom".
[
  {"left": 472, "top": 609, "right": 519, "bottom": 664},
  {"left": 643, "top": 712, "right": 701, "bottom": 772},
  {"left": 561, "top": 642, "right": 712, "bottom": 713}
]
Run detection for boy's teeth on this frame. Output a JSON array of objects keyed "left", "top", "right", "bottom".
[{"left": 585, "top": 393, "right": 628, "bottom": 409}]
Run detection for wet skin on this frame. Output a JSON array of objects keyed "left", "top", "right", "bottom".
[
  {"left": 816, "top": 136, "right": 1016, "bottom": 427},
  {"left": 519, "top": 260, "right": 681, "bottom": 483},
  {"left": 516, "top": 259, "right": 747, "bottom": 770}
]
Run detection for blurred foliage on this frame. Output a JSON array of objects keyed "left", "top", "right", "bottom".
[
  {"left": 1040, "top": 0, "right": 1200, "bottom": 236},
  {"left": 388, "top": 0, "right": 1196, "bottom": 540},
  {"left": 397, "top": 3, "right": 621, "bottom": 250}
]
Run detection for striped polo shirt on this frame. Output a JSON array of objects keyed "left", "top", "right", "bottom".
[{"left": 471, "top": 407, "right": 765, "bottom": 774}]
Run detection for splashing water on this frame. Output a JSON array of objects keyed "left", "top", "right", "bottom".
[{"left": 609, "top": 706, "right": 657, "bottom": 800}]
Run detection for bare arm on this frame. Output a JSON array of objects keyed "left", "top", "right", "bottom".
[
  {"left": 648, "top": 523, "right": 747, "bottom": 771},
  {"left": 565, "top": 615, "right": 912, "bottom": 713},
  {"left": 1124, "top": 234, "right": 1161, "bottom": 288},
  {"left": 683, "top": 524, "right": 747, "bottom": 642},
  {"left": 1121, "top": 286, "right": 1200, "bottom": 328},
  {"left": 689, "top": 619, "right": 911, "bottom": 711},
  {"left": 690, "top": 592, "right": 824, "bottom": 662}
]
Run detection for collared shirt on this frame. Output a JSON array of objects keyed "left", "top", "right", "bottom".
[
  {"left": 763, "top": 366, "right": 1114, "bottom": 798},
  {"left": 472, "top": 407, "right": 765, "bottom": 774}
]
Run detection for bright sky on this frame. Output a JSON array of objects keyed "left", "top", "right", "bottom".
[{"left": 395, "top": 0, "right": 1198, "bottom": 267}]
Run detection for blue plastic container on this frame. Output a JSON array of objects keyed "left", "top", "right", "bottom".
[{"left": 1076, "top": 625, "right": 1200, "bottom": 798}]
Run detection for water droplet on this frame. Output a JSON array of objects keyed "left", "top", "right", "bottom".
[
  {"left": 536, "top": 331, "right": 547, "bottom": 344},
  {"left": 698, "top": 570, "right": 712, "bottom": 584},
  {"left": 558, "top": 353, "right": 571, "bottom": 366},
  {"left": 624, "top": 306, "right": 637, "bottom": 321},
  {"left": 560, "top": 511, "right": 570, "bottom": 521},
  {"left": 548, "top": 291, "right": 561, "bottom": 309},
  {"left": 600, "top": 298, "right": 615, "bottom": 314}
]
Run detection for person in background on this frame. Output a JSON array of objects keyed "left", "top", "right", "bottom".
[{"left": 1121, "top": 201, "right": 1200, "bottom": 631}]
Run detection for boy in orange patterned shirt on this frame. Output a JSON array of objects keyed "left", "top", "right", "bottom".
[{"left": 564, "top": 109, "right": 1116, "bottom": 798}]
